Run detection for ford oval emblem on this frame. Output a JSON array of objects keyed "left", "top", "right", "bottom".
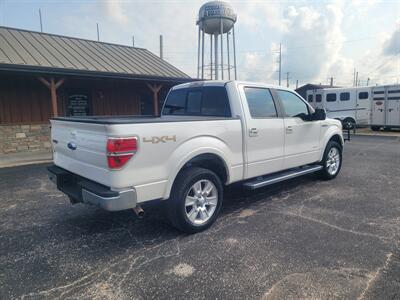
[{"left": 67, "top": 142, "right": 77, "bottom": 150}]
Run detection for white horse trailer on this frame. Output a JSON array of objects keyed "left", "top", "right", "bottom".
[
  {"left": 306, "top": 87, "right": 371, "bottom": 127},
  {"left": 371, "top": 85, "right": 400, "bottom": 130}
]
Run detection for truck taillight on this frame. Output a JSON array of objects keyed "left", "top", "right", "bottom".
[{"left": 106, "top": 137, "right": 137, "bottom": 169}]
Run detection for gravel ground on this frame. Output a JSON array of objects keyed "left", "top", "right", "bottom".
[{"left": 0, "top": 135, "right": 399, "bottom": 299}]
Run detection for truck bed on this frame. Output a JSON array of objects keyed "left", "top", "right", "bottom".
[{"left": 51, "top": 115, "right": 237, "bottom": 125}]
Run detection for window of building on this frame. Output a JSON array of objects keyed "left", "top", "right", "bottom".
[
  {"left": 326, "top": 93, "right": 337, "bottom": 102},
  {"left": 358, "top": 92, "right": 369, "bottom": 100},
  {"left": 244, "top": 87, "right": 277, "bottom": 118},
  {"left": 316, "top": 94, "right": 322, "bottom": 102},
  {"left": 307, "top": 94, "right": 313, "bottom": 103},
  {"left": 340, "top": 92, "right": 350, "bottom": 101},
  {"left": 276, "top": 90, "right": 309, "bottom": 117}
]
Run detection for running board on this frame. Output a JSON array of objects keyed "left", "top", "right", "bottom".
[{"left": 243, "top": 165, "right": 323, "bottom": 190}]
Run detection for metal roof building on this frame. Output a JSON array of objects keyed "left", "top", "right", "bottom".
[
  {"left": 0, "top": 26, "right": 190, "bottom": 81},
  {"left": 0, "top": 26, "right": 193, "bottom": 156}
]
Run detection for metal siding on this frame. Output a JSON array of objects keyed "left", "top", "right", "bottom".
[
  {"left": 0, "top": 32, "right": 26, "bottom": 64},
  {"left": 2, "top": 29, "right": 38, "bottom": 65},
  {"left": 0, "top": 27, "right": 190, "bottom": 79}
]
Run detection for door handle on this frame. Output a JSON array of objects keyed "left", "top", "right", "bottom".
[
  {"left": 249, "top": 128, "right": 258, "bottom": 137},
  {"left": 286, "top": 126, "right": 293, "bottom": 134}
]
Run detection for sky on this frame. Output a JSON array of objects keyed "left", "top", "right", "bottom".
[{"left": 0, "top": 0, "right": 399, "bottom": 87}]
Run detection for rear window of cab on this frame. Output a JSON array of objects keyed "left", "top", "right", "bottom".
[{"left": 163, "top": 87, "right": 231, "bottom": 117}]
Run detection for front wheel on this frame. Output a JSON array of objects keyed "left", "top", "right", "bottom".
[
  {"left": 167, "top": 167, "right": 223, "bottom": 233},
  {"left": 318, "top": 141, "right": 342, "bottom": 180}
]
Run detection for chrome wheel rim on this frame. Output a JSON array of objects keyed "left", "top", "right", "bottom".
[
  {"left": 185, "top": 179, "right": 218, "bottom": 226},
  {"left": 326, "top": 147, "right": 341, "bottom": 175}
]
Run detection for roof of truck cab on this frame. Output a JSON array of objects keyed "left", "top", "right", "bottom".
[{"left": 171, "top": 80, "right": 296, "bottom": 91}]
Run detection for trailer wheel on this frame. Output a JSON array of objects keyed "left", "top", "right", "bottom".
[
  {"left": 167, "top": 167, "right": 223, "bottom": 233},
  {"left": 318, "top": 141, "right": 342, "bottom": 180},
  {"left": 370, "top": 126, "right": 380, "bottom": 131},
  {"left": 342, "top": 118, "right": 356, "bottom": 130}
]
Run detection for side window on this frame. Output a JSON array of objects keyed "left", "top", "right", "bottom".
[
  {"left": 326, "top": 93, "right": 337, "bottom": 102},
  {"left": 163, "top": 89, "right": 186, "bottom": 115},
  {"left": 359, "top": 92, "right": 369, "bottom": 99},
  {"left": 201, "top": 87, "right": 231, "bottom": 117},
  {"left": 316, "top": 94, "right": 322, "bottom": 102},
  {"left": 186, "top": 91, "right": 202, "bottom": 114},
  {"left": 276, "top": 90, "right": 309, "bottom": 117},
  {"left": 162, "top": 87, "right": 231, "bottom": 117},
  {"left": 340, "top": 92, "right": 350, "bottom": 101},
  {"left": 307, "top": 94, "right": 313, "bottom": 103},
  {"left": 244, "top": 87, "right": 277, "bottom": 118}
]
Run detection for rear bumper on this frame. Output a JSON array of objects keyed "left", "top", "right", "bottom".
[{"left": 47, "top": 165, "right": 137, "bottom": 211}]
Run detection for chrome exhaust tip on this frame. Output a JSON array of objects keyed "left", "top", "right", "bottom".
[{"left": 132, "top": 206, "right": 145, "bottom": 219}]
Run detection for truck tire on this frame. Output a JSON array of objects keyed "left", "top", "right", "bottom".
[
  {"left": 167, "top": 167, "right": 223, "bottom": 233},
  {"left": 318, "top": 141, "right": 342, "bottom": 180}
]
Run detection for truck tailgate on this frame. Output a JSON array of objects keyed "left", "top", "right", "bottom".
[{"left": 50, "top": 119, "right": 110, "bottom": 186}]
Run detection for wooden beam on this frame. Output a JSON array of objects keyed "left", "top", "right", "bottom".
[
  {"left": 38, "top": 77, "right": 50, "bottom": 89},
  {"left": 147, "top": 83, "right": 163, "bottom": 116},
  {"left": 38, "top": 77, "right": 65, "bottom": 117}
]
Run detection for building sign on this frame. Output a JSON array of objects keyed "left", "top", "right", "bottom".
[{"left": 67, "top": 92, "right": 91, "bottom": 116}]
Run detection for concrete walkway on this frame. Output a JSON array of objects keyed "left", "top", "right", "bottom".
[{"left": 0, "top": 150, "right": 52, "bottom": 168}]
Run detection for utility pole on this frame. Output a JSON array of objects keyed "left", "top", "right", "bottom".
[
  {"left": 132, "top": 36, "right": 135, "bottom": 47},
  {"left": 330, "top": 77, "right": 334, "bottom": 87},
  {"left": 159, "top": 35, "right": 163, "bottom": 59},
  {"left": 96, "top": 23, "right": 100, "bottom": 41},
  {"left": 296, "top": 79, "right": 299, "bottom": 89},
  {"left": 353, "top": 68, "right": 356, "bottom": 86},
  {"left": 278, "top": 43, "right": 282, "bottom": 86},
  {"left": 355, "top": 71, "right": 359, "bottom": 87},
  {"left": 366, "top": 77, "right": 370, "bottom": 86},
  {"left": 286, "top": 72, "right": 290, "bottom": 88},
  {"left": 39, "top": 9, "right": 43, "bottom": 32}
]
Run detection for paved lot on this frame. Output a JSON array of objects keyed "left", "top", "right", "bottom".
[{"left": 1, "top": 135, "right": 399, "bottom": 299}]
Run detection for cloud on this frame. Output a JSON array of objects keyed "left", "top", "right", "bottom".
[
  {"left": 383, "top": 28, "right": 400, "bottom": 56},
  {"left": 280, "top": 1, "right": 345, "bottom": 85},
  {"left": 101, "top": 0, "right": 129, "bottom": 25}
]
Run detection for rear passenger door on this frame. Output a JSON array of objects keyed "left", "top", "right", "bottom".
[{"left": 240, "top": 86, "right": 285, "bottom": 179}]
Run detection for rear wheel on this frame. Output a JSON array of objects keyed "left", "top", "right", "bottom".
[
  {"left": 318, "top": 141, "right": 342, "bottom": 180},
  {"left": 342, "top": 118, "right": 356, "bottom": 130},
  {"left": 371, "top": 126, "right": 380, "bottom": 131},
  {"left": 167, "top": 167, "right": 223, "bottom": 233}
]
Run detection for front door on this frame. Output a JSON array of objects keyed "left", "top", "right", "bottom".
[
  {"left": 387, "top": 87, "right": 400, "bottom": 126},
  {"left": 356, "top": 89, "right": 371, "bottom": 125},
  {"left": 274, "top": 89, "right": 321, "bottom": 169},
  {"left": 240, "top": 86, "right": 285, "bottom": 179}
]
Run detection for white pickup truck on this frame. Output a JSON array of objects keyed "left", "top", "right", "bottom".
[{"left": 48, "top": 80, "right": 344, "bottom": 233}]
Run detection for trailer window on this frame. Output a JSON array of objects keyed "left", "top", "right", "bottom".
[
  {"left": 326, "top": 93, "right": 337, "bottom": 102},
  {"left": 244, "top": 87, "right": 277, "bottom": 118},
  {"left": 307, "top": 94, "right": 313, "bottom": 103},
  {"left": 358, "top": 92, "right": 369, "bottom": 99},
  {"left": 373, "top": 91, "right": 384, "bottom": 94},
  {"left": 340, "top": 92, "right": 350, "bottom": 101},
  {"left": 316, "top": 94, "right": 322, "bottom": 102}
]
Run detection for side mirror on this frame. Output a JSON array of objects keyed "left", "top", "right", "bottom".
[{"left": 312, "top": 108, "right": 326, "bottom": 121}]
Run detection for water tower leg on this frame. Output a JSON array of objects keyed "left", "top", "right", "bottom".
[
  {"left": 197, "top": 26, "right": 200, "bottom": 79},
  {"left": 210, "top": 35, "right": 213, "bottom": 80},
  {"left": 220, "top": 19, "right": 224, "bottom": 80},
  {"left": 201, "top": 30, "right": 205, "bottom": 79},
  {"left": 227, "top": 32, "right": 230, "bottom": 80},
  {"left": 233, "top": 26, "right": 237, "bottom": 80},
  {"left": 215, "top": 34, "right": 219, "bottom": 80}
]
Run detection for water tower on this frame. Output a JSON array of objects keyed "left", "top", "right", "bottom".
[{"left": 197, "top": 1, "right": 237, "bottom": 80}]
